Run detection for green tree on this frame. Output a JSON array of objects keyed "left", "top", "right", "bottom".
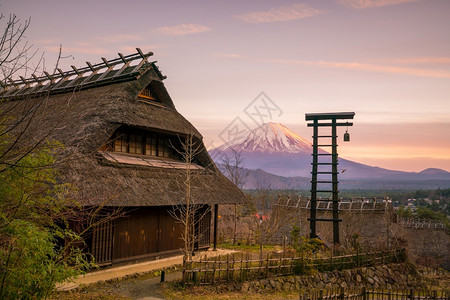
[
  {"left": 0, "top": 14, "right": 96, "bottom": 298},
  {"left": 0, "top": 141, "right": 93, "bottom": 299},
  {"left": 396, "top": 206, "right": 413, "bottom": 219}
]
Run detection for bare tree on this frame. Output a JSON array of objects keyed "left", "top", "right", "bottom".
[
  {"left": 257, "top": 194, "right": 298, "bottom": 245},
  {"left": 221, "top": 148, "right": 248, "bottom": 243},
  {"left": 0, "top": 14, "right": 40, "bottom": 81},
  {"left": 169, "top": 133, "right": 211, "bottom": 260},
  {"left": 221, "top": 148, "right": 248, "bottom": 189},
  {"left": 0, "top": 15, "right": 122, "bottom": 297}
]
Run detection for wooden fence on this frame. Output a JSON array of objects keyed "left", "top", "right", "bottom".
[
  {"left": 299, "top": 287, "right": 449, "bottom": 300},
  {"left": 183, "top": 248, "right": 406, "bottom": 284},
  {"left": 398, "top": 218, "right": 447, "bottom": 230}
]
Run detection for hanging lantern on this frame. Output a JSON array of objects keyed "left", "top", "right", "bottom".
[{"left": 343, "top": 131, "right": 350, "bottom": 142}]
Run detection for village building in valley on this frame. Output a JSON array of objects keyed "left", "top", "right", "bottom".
[{"left": 0, "top": 49, "right": 246, "bottom": 265}]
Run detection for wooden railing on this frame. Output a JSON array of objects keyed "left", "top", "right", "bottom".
[{"left": 182, "top": 248, "right": 406, "bottom": 284}]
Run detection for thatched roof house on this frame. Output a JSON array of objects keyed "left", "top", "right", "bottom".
[{"left": 0, "top": 49, "right": 246, "bottom": 264}]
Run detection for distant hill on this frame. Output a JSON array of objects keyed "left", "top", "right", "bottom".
[
  {"left": 419, "top": 168, "right": 450, "bottom": 175},
  {"left": 217, "top": 164, "right": 450, "bottom": 190},
  {"left": 211, "top": 123, "right": 450, "bottom": 190}
]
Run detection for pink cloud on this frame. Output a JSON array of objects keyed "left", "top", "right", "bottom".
[
  {"left": 44, "top": 45, "right": 111, "bottom": 56},
  {"left": 153, "top": 24, "right": 211, "bottom": 36},
  {"left": 98, "top": 34, "right": 143, "bottom": 44},
  {"left": 337, "top": 0, "right": 424, "bottom": 9},
  {"left": 35, "top": 39, "right": 59, "bottom": 45},
  {"left": 269, "top": 59, "right": 450, "bottom": 78},
  {"left": 235, "top": 3, "right": 322, "bottom": 24},
  {"left": 120, "top": 45, "right": 161, "bottom": 54},
  {"left": 383, "top": 57, "right": 450, "bottom": 65}
]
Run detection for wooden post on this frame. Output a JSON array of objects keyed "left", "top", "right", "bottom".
[
  {"left": 279, "top": 255, "right": 282, "bottom": 274},
  {"left": 193, "top": 271, "right": 197, "bottom": 284},
  {"left": 339, "top": 287, "right": 344, "bottom": 299},
  {"left": 231, "top": 253, "right": 235, "bottom": 280},
  {"left": 246, "top": 253, "right": 249, "bottom": 280},
  {"left": 218, "top": 255, "right": 221, "bottom": 281},
  {"left": 240, "top": 253, "right": 244, "bottom": 281},
  {"left": 310, "top": 119, "right": 318, "bottom": 239},
  {"left": 330, "top": 250, "right": 333, "bottom": 271},
  {"left": 331, "top": 118, "right": 340, "bottom": 245},
  {"left": 409, "top": 288, "right": 414, "bottom": 299},
  {"left": 182, "top": 255, "right": 186, "bottom": 283},
  {"left": 319, "top": 289, "right": 323, "bottom": 300},
  {"left": 362, "top": 286, "right": 367, "bottom": 300},
  {"left": 213, "top": 204, "right": 218, "bottom": 250},
  {"left": 432, "top": 290, "right": 437, "bottom": 300},
  {"left": 357, "top": 246, "right": 360, "bottom": 267},
  {"left": 226, "top": 254, "right": 230, "bottom": 281}
]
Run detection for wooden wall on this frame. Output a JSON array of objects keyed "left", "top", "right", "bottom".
[{"left": 90, "top": 205, "right": 211, "bottom": 265}]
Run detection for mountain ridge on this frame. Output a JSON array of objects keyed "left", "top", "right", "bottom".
[{"left": 211, "top": 122, "right": 450, "bottom": 184}]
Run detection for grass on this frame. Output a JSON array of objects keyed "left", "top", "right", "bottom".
[{"left": 218, "top": 242, "right": 279, "bottom": 253}]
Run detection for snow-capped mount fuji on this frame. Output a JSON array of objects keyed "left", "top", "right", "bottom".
[
  {"left": 211, "top": 122, "right": 320, "bottom": 177},
  {"left": 210, "top": 123, "right": 450, "bottom": 182},
  {"left": 232, "top": 122, "right": 312, "bottom": 153}
]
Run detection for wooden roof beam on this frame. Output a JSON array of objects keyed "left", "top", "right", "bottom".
[
  {"left": 96, "top": 57, "right": 115, "bottom": 81},
  {"left": 71, "top": 65, "right": 81, "bottom": 75},
  {"left": 86, "top": 61, "right": 95, "bottom": 72},
  {"left": 25, "top": 74, "right": 44, "bottom": 94},
  {"left": 82, "top": 61, "right": 100, "bottom": 83},
  {"left": 118, "top": 53, "right": 127, "bottom": 64},
  {"left": 51, "top": 69, "right": 71, "bottom": 89},
  {"left": 19, "top": 76, "right": 29, "bottom": 86},
  {"left": 115, "top": 52, "right": 131, "bottom": 77},
  {"left": 35, "top": 71, "right": 57, "bottom": 93},
  {"left": 31, "top": 74, "right": 43, "bottom": 86},
  {"left": 101, "top": 57, "right": 111, "bottom": 68}
]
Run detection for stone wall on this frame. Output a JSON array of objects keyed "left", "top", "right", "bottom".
[{"left": 213, "top": 263, "right": 423, "bottom": 293}]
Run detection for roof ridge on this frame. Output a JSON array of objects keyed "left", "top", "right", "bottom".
[{"left": 0, "top": 48, "right": 165, "bottom": 99}]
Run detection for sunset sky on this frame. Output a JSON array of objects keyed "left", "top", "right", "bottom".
[{"left": 2, "top": 0, "right": 450, "bottom": 172}]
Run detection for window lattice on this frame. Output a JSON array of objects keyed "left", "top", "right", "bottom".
[
  {"left": 112, "top": 130, "right": 175, "bottom": 159},
  {"left": 138, "top": 86, "right": 157, "bottom": 100}
]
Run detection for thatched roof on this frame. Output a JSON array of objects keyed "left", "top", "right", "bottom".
[{"left": 0, "top": 50, "right": 246, "bottom": 206}]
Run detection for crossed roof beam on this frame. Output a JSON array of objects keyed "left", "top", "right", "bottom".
[{"left": 0, "top": 48, "right": 163, "bottom": 98}]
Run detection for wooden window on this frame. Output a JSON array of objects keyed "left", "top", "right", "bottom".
[
  {"left": 110, "top": 128, "right": 179, "bottom": 160},
  {"left": 114, "top": 132, "right": 127, "bottom": 153},
  {"left": 156, "top": 139, "right": 163, "bottom": 157},
  {"left": 163, "top": 139, "right": 173, "bottom": 158},
  {"left": 156, "top": 139, "right": 172, "bottom": 158},
  {"left": 145, "top": 135, "right": 157, "bottom": 156},
  {"left": 138, "top": 86, "right": 158, "bottom": 100},
  {"left": 129, "top": 134, "right": 142, "bottom": 154}
]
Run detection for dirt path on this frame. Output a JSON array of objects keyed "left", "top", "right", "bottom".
[
  {"left": 127, "top": 271, "right": 182, "bottom": 299},
  {"left": 55, "top": 249, "right": 235, "bottom": 299}
]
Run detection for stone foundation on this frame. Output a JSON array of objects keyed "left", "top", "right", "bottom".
[{"left": 214, "top": 263, "right": 422, "bottom": 293}]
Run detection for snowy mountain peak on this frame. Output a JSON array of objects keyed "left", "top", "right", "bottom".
[{"left": 228, "top": 122, "right": 312, "bottom": 153}]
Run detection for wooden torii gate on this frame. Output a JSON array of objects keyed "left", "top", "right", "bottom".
[{"left": 305, "top": 112, "right": 355, "bottom": 245}]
